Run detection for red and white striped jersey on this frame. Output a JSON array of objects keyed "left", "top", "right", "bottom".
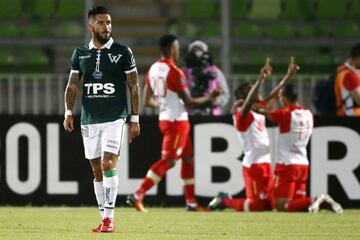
[
  {"left": 270, "top": 106, "right": 313, "bottom": 165},
  {"left": 233, "top": 109, "right": 271, "bottom": 168},
  {"left": 146, "top": 58, "right": 188, "bottom": 121}
]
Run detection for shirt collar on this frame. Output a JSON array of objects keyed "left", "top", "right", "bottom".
[{"left": 88, "top": 37, "right": 114, "bottom": 50}]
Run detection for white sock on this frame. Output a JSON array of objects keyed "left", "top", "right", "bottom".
[
  {"left": 103, "top": 175, "right": 119, "bottom": 219},
  {"left": 93, "top": 180, "right": 105, "bottom": 219}
]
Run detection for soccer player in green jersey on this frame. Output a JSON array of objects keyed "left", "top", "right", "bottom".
[{"left": 63, "top": 6, "right": 140, "bottom": 233}]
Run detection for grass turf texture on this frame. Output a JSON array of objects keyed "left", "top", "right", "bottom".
[{"left": 0, "top": 207, "right": 359, "bottom": 240}]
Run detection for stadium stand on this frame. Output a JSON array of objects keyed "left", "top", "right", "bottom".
[
  {"left": 248, "top": 0, "right": 281, "bottom": 19},
  {"left": 29, "top": 0, "right": 56, "bottom": 20},
  {"left": 184, "top": 0, "right": 217, "bottom": 20},
  {"left": 315, "top": 0, "right": 347, "bottom": 20},
  {"left": 231, "top": 0, "right": 249, "bottom": 19},
  {"left": 348, "top": 0, "right": 360, "bottom": 19},
  {"left": 279, "top": 0, "right": 313, "bottom": 20},
  {"left": 232, "top": 23, "right": 262, "bottom": 38},
  {"left": 266, "top": 23, "right": 295, "bottom": 38},
  {"left": 0, "top": 24, "right": 21, "bottom": 38},
  {"left": 0, "top": 0, "right": 358, "bottom": 75},
  {"left": 0, "top": 0, "right": 22, "bottom": 20},
  {"left": 56, "top": 0, "right": 84, "bottom": 20}
]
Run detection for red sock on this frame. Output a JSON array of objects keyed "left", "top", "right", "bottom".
[
  {"left": 136, "top": 159, "right": 171, "bottom": 200},
  {"left": 287, "top": 198, "right": 312, "bottom": 211},
  {"left": 181, "top": 161, "right": 196, "bottom": 204}
]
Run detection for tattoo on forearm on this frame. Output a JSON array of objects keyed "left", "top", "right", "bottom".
[
  {"left": 64, "top": 73, "right": 80, "bottom": 110},
  {"left": 126, "top": 71, "right": 140, "bottom": 115}
]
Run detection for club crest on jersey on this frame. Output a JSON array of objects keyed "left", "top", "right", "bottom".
[
  {"left": 92, "top": 70, "right": 103, "bottom": 79},
  {"left": 108, "top": 53, "right": 122, "bottom": 63}
]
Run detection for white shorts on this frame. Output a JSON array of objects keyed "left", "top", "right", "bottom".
[{"left": 81, "top": 118, "right": 126, "bottom": 159}]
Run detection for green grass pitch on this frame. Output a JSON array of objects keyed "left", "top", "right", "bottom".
[{"left": 0, "top": 207, "right": 359, "bottom": 240}]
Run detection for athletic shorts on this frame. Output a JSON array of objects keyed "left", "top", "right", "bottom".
[
  {"left": 81, "top": 118, "right": 126, "bottom": 159},
  {"left": 159, "top": 120, "right": 193, "bottom": 160},
  {"left": 274, "top": 163, "right": 309, "bottom": 199},
  {"left": 243, "top": 163, "right": 274, "bottom": 203}
]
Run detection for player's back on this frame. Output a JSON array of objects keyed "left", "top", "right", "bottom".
[
  {"left": 277, "top": 106, "right": 313, "bottom": 165},
  {"left": 146, "top": 58, "right": 188, "bottom": 121}
]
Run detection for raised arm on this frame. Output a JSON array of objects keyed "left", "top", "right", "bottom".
[
  {"left": 63, "top": 71, "right": 81, "bottom": 132},
  {"left": 264, "top": 57, "right": 299, "bottom": 104},
  {"left": 126, "top": 70, "right": 141, "bottom": 143},
  {"left": 241, "top": 61, "right": 272, "bottom": 116}
]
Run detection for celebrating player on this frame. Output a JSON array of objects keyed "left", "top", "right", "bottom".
[
  {"left": 208, "top": 59, "right": 275, "bottom": 212},
  {"left": 63, "top": 6, "right": 140, "bottom": 232},
  {"left": 266, "top": 75, "right": 343, "bottom": 213},
  {"left": 126, "top": 34, "right": 219, "bottom": 212}
]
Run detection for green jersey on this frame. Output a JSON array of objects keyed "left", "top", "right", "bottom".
[{"left": 70, "top": 38, "right": 136, "bottom": 125}]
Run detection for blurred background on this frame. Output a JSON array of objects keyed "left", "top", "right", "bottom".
[{"left": 1, "top": 0, "right": 359, "bottom": 115}]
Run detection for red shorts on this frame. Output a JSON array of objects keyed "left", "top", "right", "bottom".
[
  {"left": 243, "top": 163, "right": 274, "bottom": 203},
  {"left": 159, "top": 120, "right": 193, "bottom": 160},
  {"left": 274, "top": 163, "right": 309, "bottom": 199}
]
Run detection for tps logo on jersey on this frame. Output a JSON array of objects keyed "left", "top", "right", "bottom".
[
  {"left": 84, "top": 83, "right": 115, "bottom": 98},
  {"left": 108, "top": 54, "right": 122, "bottom": 63}
]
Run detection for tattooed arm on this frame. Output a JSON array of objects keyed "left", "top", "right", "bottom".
[
  {"left": 63, "top": 71, "right": 81, "bottom": 132},
  {"left": 126, "top": 70, "right": 141, "bottom": 143}
]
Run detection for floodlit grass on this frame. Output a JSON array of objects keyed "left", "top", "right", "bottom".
[{"left": 0, "top": 207, "right": 359, "bottom": 240}]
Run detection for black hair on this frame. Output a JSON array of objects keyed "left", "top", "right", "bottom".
[
  {"left": 350, "top": 43, "right": 360, "bottom": 58},
  {"left": 234, "top": 82, "right": 251, "bottom": 100},
  {"left": 88, "top": 6, "right": 109, "bottom": 19},
  {"left": 159, "top": 34, "right": 177, "bottom": 53},
  {"left": 282, "top": 83, "right": 298, "bottom": 102}
]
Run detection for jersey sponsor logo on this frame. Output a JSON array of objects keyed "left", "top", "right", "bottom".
[
  {"left": 108, "top": 53, "right": 122, "bottom": 63},
  {"left": 84, "top": 83, "right": 115, "bottom": 98}
]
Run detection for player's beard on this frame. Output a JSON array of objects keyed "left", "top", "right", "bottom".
[{"left": 93, "top": 30, "right": 111, "bottom": 45}]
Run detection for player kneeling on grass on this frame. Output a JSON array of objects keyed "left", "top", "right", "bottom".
[
  {"left": 209, "top": 60, "right": 275, "bottom": 212},
  {"left": 263, "top": 58, "right": 343, "bottom": 213}
]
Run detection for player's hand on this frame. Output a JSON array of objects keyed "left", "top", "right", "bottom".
[
  {"left": 287, "top": 56, "right": 299, "bottom": 77},
  {"left": 210, "top": 87, "right": 223, "bottom": 100},
  {"left": 260, "top": 58, "right": 272, "bottom": 80},
  {"left": 63, "top": 115, "right": 75, "bottom": 132},
  {"left": 128, "top": 122, "right": 140, "bottom": 143}
]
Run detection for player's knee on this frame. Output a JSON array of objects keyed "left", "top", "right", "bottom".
[
  {"left": 165, "top": 159, "right": 176, "bottom": 168},
  {"left": 102, "top": 152, "right": 118, "bottom": 171}
]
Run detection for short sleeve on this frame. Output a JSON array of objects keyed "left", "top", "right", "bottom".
[
  {"left": 122, "top": 47, "right": 137, "bottom": 73},
  {"left": 233, "top": 110, "right": 254, "bottom": 132},
  {"left": 167, "top": 68, "right": 188, "bottom": 92},
  {"left": 343, "top": 71, "right": 360, "bottom": 91},
  {"left": 269, "top": 109, "right": 285, "bottom": 123},
  {"left": 70, "top": 49, "right": 80, "bottom": 72}
]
